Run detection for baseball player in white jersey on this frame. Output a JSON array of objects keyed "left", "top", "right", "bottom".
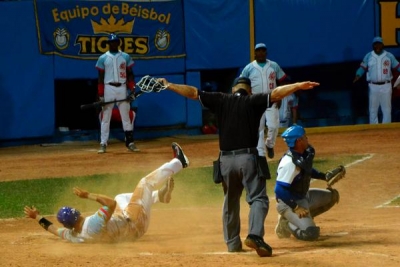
[
  {"left": 241, "top": 43, "right": 288, "bottom": 159},
  {"left": 24, "top": 143, "right": 189, "bottom": 243},
  {"left": 96, "top": 33, "right": 139, "bottom": 153},
  {"left": 353, "top": 36, "right": 400, "bottom": 124}
]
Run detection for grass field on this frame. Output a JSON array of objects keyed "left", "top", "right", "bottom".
[{"left": 0, "top": 154, "right": 364, "bottom": 219}]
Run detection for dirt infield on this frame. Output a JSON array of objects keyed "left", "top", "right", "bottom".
[{"left": 1, "top": 125, "right": 400, "bottom": 267}]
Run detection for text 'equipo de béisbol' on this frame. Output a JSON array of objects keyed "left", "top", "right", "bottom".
[{"left": 52, "top": 3, "right": 172, "bottom": 24}]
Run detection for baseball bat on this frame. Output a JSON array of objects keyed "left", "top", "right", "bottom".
[{"left": 80, "top": 91, "right": 143, "bottom": 110}]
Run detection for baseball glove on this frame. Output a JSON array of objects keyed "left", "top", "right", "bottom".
[
  {"left": 136, "top": 75, "right": 167, "bottom": 93},
  {"left": 325, "top": 165, "right": 346, "bottom": 187}
]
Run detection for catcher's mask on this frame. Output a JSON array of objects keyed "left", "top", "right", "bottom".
[
  {"left": 57, "top": 206, "right": 81, "bottom": 229},
  {"left": 281, "top": 125, "right": 305, "bottom": 147}
]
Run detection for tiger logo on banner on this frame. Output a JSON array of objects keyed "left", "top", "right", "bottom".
[{"left": 34, "top": 0, "right": 185, "bottom": 60}]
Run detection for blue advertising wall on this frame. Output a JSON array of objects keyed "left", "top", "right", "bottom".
[
  {"left": 253, "top": 0, "right": 376, "bottom": 67},
  {"left": 0, "top": 1, "right": 55, "bottom": 140},
  {"left": 1, "top": 0, "right": 400, "bottom": 144},
  {"left": 184, "top": 0, "right": 250, "bottom": 70}
]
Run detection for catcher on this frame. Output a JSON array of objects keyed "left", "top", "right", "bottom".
[
  {"left": 23, "top": 142, "right": 189, "bottom": 243},
  {"left": 274, "top": 125, "right": 346, "bottom": 241}
]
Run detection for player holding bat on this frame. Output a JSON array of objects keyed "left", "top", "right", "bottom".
[{"left": 95, "top": 33, "right": 139, "bottom": 154}]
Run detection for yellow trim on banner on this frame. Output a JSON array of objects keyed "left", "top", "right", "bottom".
[{"left": 249, "top": 0, "right": 255, "bottom": 62}]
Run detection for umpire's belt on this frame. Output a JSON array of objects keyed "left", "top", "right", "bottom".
[
  {"left": 108, "top": 82, "right": 123, "bottom": 87},
  {"left": 369, "top": 81, "right": 390, "bottom": 85},
  {"left": 220, "top": 147, "right": 257, "bottom": 156}
]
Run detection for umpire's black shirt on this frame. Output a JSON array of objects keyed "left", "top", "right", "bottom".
[{"left": 198, "top": 91, "right": 273, "bottom": 151}]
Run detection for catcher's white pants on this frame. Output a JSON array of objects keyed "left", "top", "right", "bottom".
[
  {"left": 368, "top": 83, "right": 392, "bottom": 124},
  {"left": 99, "top": 84, "right": 133, "bottom": 145},
  {"left": 257, "top": 103, "right": 279, "bottom": 156},
  {"left": 113, "top": 158, "right": 183, "bottom": 238}
]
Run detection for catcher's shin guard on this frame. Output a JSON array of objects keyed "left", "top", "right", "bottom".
[{"left": 124, "top": 130, "right": 134, "bottom": 148}]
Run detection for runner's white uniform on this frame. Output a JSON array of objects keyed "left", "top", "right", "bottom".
[{"left": 56, "top": 158, "right": 183, "bottom": 243}]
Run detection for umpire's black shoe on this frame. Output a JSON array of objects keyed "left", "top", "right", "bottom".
[
  {"left": 244, "top": 234, "right": 273, "bottom": 257},
  {"left": 228, "top": 243, "right": 245, "bottom": 253},
  {"left": 172, "top": 142, "right": 189, "bottom": 168}
]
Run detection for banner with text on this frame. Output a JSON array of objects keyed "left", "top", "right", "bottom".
[{"left": 34, "top": 0, "right": 185, "bottom": 60}]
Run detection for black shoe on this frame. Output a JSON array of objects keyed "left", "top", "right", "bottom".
[
  {"left": 128, "top": 142, "right": 140, "bottom": 152},
  {"left": 97, "top": 144, "right": 106, "bottom": 154},
  {"left": 267, "top": 147, "right": 274, "bottom": 159},
  {"left": 244, "top": 234, "right": 272, "bottom": 257},
  {"left": 228, "top": 243, "right": 244, "bottom": 253},
  {"left": 172, "top": 142, "right": 189, "bottom": 168}
]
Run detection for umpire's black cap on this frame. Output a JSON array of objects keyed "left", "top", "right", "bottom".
[{"left": 232, "top": 77, "right": 251, "bottom": 87}]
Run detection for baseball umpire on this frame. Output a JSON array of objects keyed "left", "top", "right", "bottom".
[
  {"left": 155, "top": 76, "right": 319, "bottom": 257},
  {"left": 274, "top": 125, "right": 345, "bottom": 241},
  {"left": 24, "top": 143, "right": 189, "bottom": 243}
]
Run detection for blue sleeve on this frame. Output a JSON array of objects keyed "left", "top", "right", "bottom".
[
  {"left": 123, "top": 53, "right": 134, "bottom": 68},
  {"left": 274, "top": 182, "right": 299, "bottom": 209},
  {"left": 240, "top": 65, "right": 250, "bottom": 78},
  {"left": 275, "top": 63, "right": 287, "bottom": 81},
  {"left": 356, "top": 53, "right": 369, "bottom": 77},
  {"left": 356, "top": 67, "right": 365, "bottom": 77},
  {"left": 95, "top": 55, "right": 105, "bottom": 70}
]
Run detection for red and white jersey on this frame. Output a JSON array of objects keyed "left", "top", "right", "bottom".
[
  {"left": 359, "top": 51, "right": 399, "bottom": 83},
  {"left": 95, "top": 51, "right": 134, "bottom": 84},
  {"left": 241, "top": 59, "right": 287, "bottom": 94}
]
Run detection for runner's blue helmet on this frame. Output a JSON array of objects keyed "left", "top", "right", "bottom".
[
  {"left": 281, "top": 125, "right": 305, "bottom": 148},
  {"left": 57, "top": 206, "right": 81, "bottom": 229}
]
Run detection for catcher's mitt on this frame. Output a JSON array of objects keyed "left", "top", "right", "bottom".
[
  {"left": 136, "top": 75, "right": 168, "bottom": 93},
  {"left": 325, "top": 165, "right": 346, "bottom": 187}
]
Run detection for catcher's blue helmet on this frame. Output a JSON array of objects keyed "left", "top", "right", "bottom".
[
  {"left": 57, "top": 206, "right": 81, "bottom": 229},
  {"left": 281, "top": 125, "right": 305, "bottom": 147},
  {"left": 108, "top": 33, "right": 120, "bottom": 42}
]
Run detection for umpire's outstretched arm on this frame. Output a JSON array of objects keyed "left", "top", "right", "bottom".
[{"left": 157, "top": 78, "right": 319, "bottom": 101}]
